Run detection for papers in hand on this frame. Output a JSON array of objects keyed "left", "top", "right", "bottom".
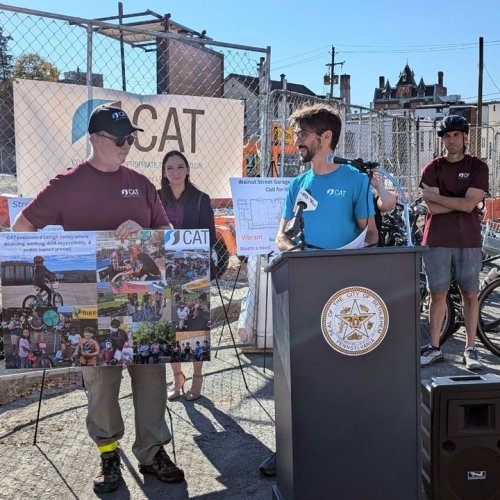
[{"left": 338, "top": 227, "right": 368, "bottom": 250}]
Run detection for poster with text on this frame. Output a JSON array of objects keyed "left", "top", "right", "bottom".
[
  {"left": 0, "top": 229, "right": 210, "bottom": 369},
  {"left": 229, "top": 177, "right": 292, "bottom": 256}
]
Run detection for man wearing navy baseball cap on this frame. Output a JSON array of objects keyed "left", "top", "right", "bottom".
[
  {"left": 88, "top": 105, "right": 144, "bottom": 137},
  {"left": 12, "top": 106, "right": 182, "bottom": 493}
]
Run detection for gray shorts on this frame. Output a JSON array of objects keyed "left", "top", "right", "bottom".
[{"left": 423, "top": 247, "right": 482, "bottom": 293}]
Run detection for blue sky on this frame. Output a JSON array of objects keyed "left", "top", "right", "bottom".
[{"left": 2, "top": 0, "right": 500, "bottom": 108}]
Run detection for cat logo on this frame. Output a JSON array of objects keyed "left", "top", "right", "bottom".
[
  {"left": 121, "top": 188, "right": 140, "bottom": 197},
  {"left": 164, "top": 229, "right": 210, "bottom": 249},
  {"left": 321, "top": 286, "right": 389, "bottom": 356}
]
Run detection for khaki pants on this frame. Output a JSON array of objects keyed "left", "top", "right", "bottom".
[{"left": 82, "top": 363, "right": 171, "bottom": 465}]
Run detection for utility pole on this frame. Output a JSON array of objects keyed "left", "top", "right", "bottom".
[
  {"left": 325, "top": 46, "right": 344, "bottom": 99},
  {"left": 477, "top": 36, "right": 483, "bottom": 156}
]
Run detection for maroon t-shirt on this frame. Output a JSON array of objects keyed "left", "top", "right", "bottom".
[
  {"left": 23, "top": 162, "right": 169, "bottom": 231},
  {"left": 420, "top": 155, "right": 489, "bottom": 248}
]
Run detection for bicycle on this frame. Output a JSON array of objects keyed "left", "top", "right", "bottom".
[
  {"left": 385, "top": 197, "right": 500, "bottom": 355},
  {"left": 419, "top": 252, "right": 500, "bottom": 357},
  {"left": 132, "top": 308, "right": 146, "bottom": 322},
  {"left": 31, "top": 343, "right": 55, "bottom": 369},
  {"left": 419, "top": 276, "right": 461, "bottom": 347},
  {"left": 22, "top": 281, "right": 63, "bottom": 308},
  {"left": 379, "top": 199, "right": 459, "bottom": 345},
  {"left": 472, "top": 219, "right": 500, "bottom": 355}
]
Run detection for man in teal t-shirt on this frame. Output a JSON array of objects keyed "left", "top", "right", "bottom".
[{"left": 276, "top": 104, "right": 377, "bottom": 251}]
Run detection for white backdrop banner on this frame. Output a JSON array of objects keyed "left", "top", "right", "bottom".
[{"left": 14, "top": 80, "right": 244, "bottom": 199}]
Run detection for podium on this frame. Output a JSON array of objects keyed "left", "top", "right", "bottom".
[{"left": 266, "top": 247, "right": 423, "bottom": 500}]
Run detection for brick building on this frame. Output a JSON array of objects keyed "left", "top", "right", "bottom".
[{"left": 373, "top": 64, "right": 447, "bottom": 111}]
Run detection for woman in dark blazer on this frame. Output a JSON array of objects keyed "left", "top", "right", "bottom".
[{"left": 158, "top": 150, "right": 215, "bottom": 401}]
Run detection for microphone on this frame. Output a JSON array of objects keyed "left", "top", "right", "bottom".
[
  {"left": 326, "top": 154, "right": 379, "bottom": 173},
  {"left": 284, "top": 188, "right": 311, "bottom": 238}
]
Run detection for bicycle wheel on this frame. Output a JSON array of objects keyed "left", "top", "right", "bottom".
[
  {"left": 111, "top": 272, "right": 128, "bottom": 284},
  {"left": 133, "top": 311, "right": 145, "bottom": 322},
  {"left": 477, "top": 277, "right": 500, "bottom": 356},
  {"left": 22, "top": 295, "right": 38, "bottom": 308},
  {"left": 420, "top": 291, "right": 456, "bottom": 346},
  {"left": 53, "top": 293, "right": 64, "bottom": 306}
]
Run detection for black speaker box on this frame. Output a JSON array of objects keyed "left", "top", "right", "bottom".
[{"left": 422, "top": 374, "right": 500, "bottom": 500}]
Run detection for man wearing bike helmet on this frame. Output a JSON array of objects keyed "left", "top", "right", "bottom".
[
  {"left": 419, "top": 115, "right": 488, "bottom": 370},
  {"left": 11, "top": 106, "right": 181, "bottom": 493}
]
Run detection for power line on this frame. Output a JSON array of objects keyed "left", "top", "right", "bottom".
[
  {"left": 462, "top": 91, "right": 500, "bottom": 102},
  {"left": 484, "top": 64, "right": 500, "bottom": 93},
  {"left": 272, "top": 39, "right": 500, "bottom": 69},
  {"left": 273, "top": 53, "right": 326, "bottom": 71},
  {"left": 273, "top": 45, "right": 329, "bottom": 64}
]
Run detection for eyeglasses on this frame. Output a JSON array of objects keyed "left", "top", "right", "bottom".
[
  {"left": 293, "top": 129, "right": 320, "bottom": 141},
  {"left": 98, "top": 132, "right": 135, "bottom": 147}
]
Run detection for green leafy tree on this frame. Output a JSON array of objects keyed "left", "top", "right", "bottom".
[
  {"left": 133, "top": 321, "right": 175, "bottom": 346},
  {"left": 0, "top": 26, "right": 15, "bottom": 177},
  {"left": 12, "top": 53, "right": 59, "bottom": 81},
  {"left": 0, "top": 26, "right": 13, "bottom": 81}
]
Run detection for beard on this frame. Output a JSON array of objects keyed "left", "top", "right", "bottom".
[
  {"left": 298, "top": 140, "right": 321, "bottom": 163},
  {"left": 299, "top": 147, "right": 313, "bottom": 163}
]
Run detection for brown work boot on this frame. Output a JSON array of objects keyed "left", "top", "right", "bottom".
[
  {"left": 93, "top": 449, "right": 122, "bottom": 493},
  {"left": 139, "top": 446, "right": 185, "bottom": 483}
]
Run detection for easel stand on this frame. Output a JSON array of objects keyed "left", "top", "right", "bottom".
[
  {"left": 31, "top": 269, "right": 252, "bottom": 449},
  {"left": 33, "top": 368, "right": 47, "bottom": 445},
  {"left": 213, "top": 271, "right": 249, "bottom": 391}
]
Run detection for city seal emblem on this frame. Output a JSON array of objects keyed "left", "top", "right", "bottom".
[{"left": 321, "top": 286, "right": 389, "bottom": 356}]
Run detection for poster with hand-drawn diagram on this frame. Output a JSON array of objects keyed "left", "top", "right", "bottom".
[{"left": 230, "top": 177, "right": 292, "bottom": 256}]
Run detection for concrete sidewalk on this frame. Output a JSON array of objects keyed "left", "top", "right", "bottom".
[
  {"left": 0, "top": 349, "right": 276, "bottom": 500},
  {"left": 0, "top": 327, "right": 499, "bottom": 500}
]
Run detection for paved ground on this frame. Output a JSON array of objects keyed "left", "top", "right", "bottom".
[
  {"left": 0, "top": 347, "right": 276, "bottom": 500},
  {"left": 0, "top": 324, "right": 498, "bottom": 500},
  {"left": 2, "top": 283, "right": 97, "bottom": 308}
]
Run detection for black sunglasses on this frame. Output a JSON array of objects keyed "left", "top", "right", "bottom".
[{"left": 98, "top": 133, "right": 135, "bottom": 147}]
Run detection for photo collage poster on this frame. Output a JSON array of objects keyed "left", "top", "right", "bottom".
[{"left": 0, "top": 229, "right": 211, "bottom": 369}]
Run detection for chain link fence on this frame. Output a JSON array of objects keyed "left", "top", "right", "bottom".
[
  {"left": 477, "top": 125, "right": 500, "bottom": 196},
  {"left": 265, "top": 90, "right": 500, "bottom": 199},
  {"left": 0, "top": 4, "right": 271, "bottom": 369},
  {"left": 493, "top": 131, "right": 500, "bottom": 197},
  {"left": 1, "top": 5, "right": 500, "bottom": 370},
  {"left": 267, "top": 89, "right": 428, "bottom": 197}
]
